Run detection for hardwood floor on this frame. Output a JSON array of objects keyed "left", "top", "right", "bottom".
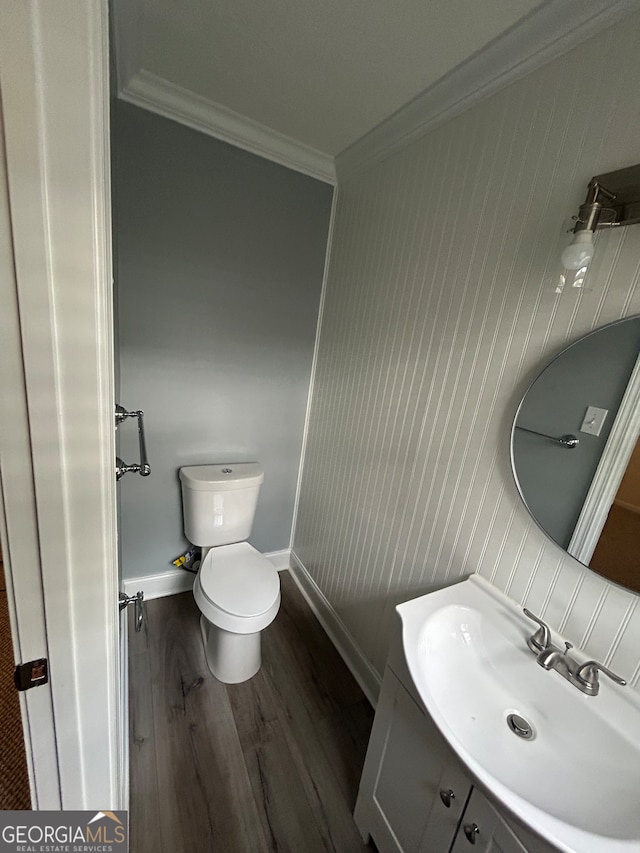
[{"left": 129, "top": 571, "right": 375, "bottom": 853}]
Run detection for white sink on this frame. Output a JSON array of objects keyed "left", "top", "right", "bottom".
[{"left": 398, "top": 575, "right": 640, "bottom": 853}]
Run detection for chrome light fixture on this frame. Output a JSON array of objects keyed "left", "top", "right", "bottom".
[
  {"left": 559, "top": 164, "right": 640, "bottom": 290},
  {"left": 561, "top": 180, "right": 616, "bottom": 270}
]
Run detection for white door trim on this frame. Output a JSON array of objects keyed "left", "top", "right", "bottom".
[
  {"left": 0, "top": 0, "right": 121, "bottom": 809},
  {"left": 569, "top": 351, "right": 640, "bottom": 564}
]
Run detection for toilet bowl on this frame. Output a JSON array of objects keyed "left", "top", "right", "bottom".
[
  {"left": 179, "top": 462, "right": 281, "bottom": 684},
  {"left": 193, "top": 542, "right": 280, "bottom": 683}
]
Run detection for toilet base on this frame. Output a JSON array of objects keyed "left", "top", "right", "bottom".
[{"left": 200, "top": 615, "right": 262, "bottom": 684}]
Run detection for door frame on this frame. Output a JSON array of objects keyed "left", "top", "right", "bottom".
[
  {"left": 0, "top": 1, "right": 122, "bottom": 809},
  {"left": 568, "top": 351, "right": 640, "bottom": 564}
]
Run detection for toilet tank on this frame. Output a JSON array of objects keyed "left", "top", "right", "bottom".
[{"left": 179, "top": 463, "right": 264, "bottom": 547}]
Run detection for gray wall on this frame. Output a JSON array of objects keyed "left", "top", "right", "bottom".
[
  {"left": 113, "top": 102, "right": 332, "bottom": 579},
  {"left": 513, "top": 319, "right": 640, "bottom": 549}
]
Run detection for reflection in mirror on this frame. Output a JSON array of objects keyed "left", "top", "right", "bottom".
[{"left": 511, "top": 317, "right": 640, "bottom": 594}]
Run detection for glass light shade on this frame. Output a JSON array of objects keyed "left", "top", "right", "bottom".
[{"left": 561, "top": 230, "right": 594, "bottom": 270}]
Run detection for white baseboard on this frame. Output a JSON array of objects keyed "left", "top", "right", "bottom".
[
  {"left": 613, "top": 498, "right": 640, "bottom": 515},
  {"left": 122, "top": 566, "right": 194, "bottom": 599},
  {"left": 122, "top": 548, "right": 292, "bottom": 600},
  {"left": 264, "top": 548, "right": 292, "bottom": 572},
  {"left": 289, "top": 550, "right": 381, "bottom": 707}
]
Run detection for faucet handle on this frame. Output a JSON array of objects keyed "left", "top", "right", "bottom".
[
  {"left": 523, "top": 608, "right": 551, "bottom": 653},
  {"left": 575, "top": 660, "right": 627, "bottom": 695}
]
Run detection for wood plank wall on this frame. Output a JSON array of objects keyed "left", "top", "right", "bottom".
[{"left": 293, "top": 12, "right": 640, "bottom": 689}]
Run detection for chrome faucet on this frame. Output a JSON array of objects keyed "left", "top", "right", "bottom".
[
  {"left": 536, "top": 641, "right": 574, "bottom": 672},
  {"left": 523, "top": 608, "right": 627, "bottom": 696}
]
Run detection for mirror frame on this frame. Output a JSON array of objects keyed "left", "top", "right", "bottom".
[{"left": 510, "top": 315, "right": 640, "bottom": 596}]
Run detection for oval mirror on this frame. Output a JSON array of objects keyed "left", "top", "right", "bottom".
[{"left": 511, "top": 316, "right": 640, "bottom": 594}]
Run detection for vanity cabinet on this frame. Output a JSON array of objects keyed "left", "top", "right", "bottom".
[{"left": 354, "top": 634, "right": 555, "bottom": 853}]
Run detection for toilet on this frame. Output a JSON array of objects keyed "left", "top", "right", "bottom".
[{"left": 179, "top": 462, "right": 281, "bottom": 684}]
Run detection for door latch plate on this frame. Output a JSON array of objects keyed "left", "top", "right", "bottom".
[{"left": 14, "top": 658, "right": 48, "bottom": 691}]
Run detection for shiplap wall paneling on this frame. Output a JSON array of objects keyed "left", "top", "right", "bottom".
[{"left": 293, "top": 13, "right": 640, "bottom": 693}]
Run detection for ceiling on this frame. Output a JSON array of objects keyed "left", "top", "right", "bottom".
[{"left": 112, "top": 0, "right": 639, "bottom": 182}]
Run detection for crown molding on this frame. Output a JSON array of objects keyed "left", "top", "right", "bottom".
[
  {"left": 119, "top": 70, "right": 336, "bottom": 185},
  {"left": 336, "top": 0, "right": 640, "bottom": 182}
]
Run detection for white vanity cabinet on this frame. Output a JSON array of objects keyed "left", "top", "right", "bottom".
[{"left": 354, "top": 633, "right": 555, "bottom": 853}]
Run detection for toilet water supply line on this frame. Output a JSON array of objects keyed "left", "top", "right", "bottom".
[{"left": 173, "top": 547, "right": 202, "bottom": 573}]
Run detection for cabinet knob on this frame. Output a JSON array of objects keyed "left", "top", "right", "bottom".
[
  {"left": 439, "top": 788, "right": 455, "bottom": 808},
  {"left": 463, "top": 823, "right": 480, "bottom": 844}
]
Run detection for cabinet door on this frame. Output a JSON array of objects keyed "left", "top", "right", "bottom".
[
  {"left": 418, "top": 755, "right": 472, "bottom": 853},
  {"left": 355, "top": 668, "right": 471, "bottom": 853},
  {"left": 450, "top": 788, "right": 529, "bottom": 853},
  {"left": 372, "top": 678, "right": 444, "bottom": 852}
]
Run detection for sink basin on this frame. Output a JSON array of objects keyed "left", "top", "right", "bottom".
[{"left": 398, "top": 575, "right": 640, "bottom": 853}]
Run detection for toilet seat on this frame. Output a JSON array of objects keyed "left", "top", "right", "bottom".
[
  {"left": 193, "top": 542, "right": 281, "bottom": 634},
  {"left": 199, "top": 542, "right": 280, "bottom": 617}
]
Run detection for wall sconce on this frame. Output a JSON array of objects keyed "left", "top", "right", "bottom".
[{"left": 559, "top": 163, "right": 640, "bottom": 290}]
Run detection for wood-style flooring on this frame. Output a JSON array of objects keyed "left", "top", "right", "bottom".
[{"left": 129, "top": 570, "right": 375, "bottom": 853}]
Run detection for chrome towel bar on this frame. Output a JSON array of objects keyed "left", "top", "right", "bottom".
[
  {"left": 119, "top": 591, "right": 144, "bottom": 632},
  {"left": 115, "top": 404, "right": 151, "bottom": 480},
  {"left": 515, "top": 425, "right": 579, "bottom": 449}
]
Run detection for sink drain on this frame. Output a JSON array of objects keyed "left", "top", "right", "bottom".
[{"left": 507, "top": 713, "right": 534, "bottom": 740}]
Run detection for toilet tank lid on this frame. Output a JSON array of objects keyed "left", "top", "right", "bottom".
[{"left": 179, "top": 463, "right": 264, "bottom": 491}]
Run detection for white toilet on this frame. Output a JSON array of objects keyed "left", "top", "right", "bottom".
[{"left": 179, "top": 462, "right": 281, "bottom": 684}]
